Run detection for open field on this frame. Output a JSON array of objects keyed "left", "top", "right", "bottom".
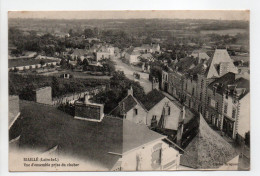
[{"left": 200, "top": 29, "right": 247, "bottom": 36}]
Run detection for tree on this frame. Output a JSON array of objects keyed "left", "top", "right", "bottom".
[
  {"left": 60, "top": 58, "right": 68, "bottom": 69},
  {"left": 52, "top": 76, "right": 60, "bottom": 97},
  {"left": 84, "top": 28, "right": 94, "bottom": 38},
  {"left": 69, "top": 29, "right": 74, "bottom": 37},
  {"left": 40, "top": 60, "right": 46, "bottom": 66}
]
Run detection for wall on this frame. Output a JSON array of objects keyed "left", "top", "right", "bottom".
[
  {"left": 130, "top": 55, "right": 141, "bottom": 64},
  {"left": 205, "top": 88, "right": 223, "bottom": 129},
  {"left": 96, "top": 52, "right": 111, "bottom": 61},
  {"left": 121, "top": 139, "right": 180, "bottom": 171},
  {"left": 126, "top": 103, "right": 147, "bottom": 125},
  {"left": 237, "top": 93, "right": 250, "bottom": 138},
  {"left": 35, "top": 87, "right": 52, "bottom": 105},
  {"left": 9, "top": 95, "right": 20, "bottom": 128},
  {"left": 146, "top": 97, "right": 181, "bottom": 130}
]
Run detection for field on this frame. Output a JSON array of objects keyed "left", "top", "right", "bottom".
[{"left": 200, "top": 29, "right": 247, "bottom": 36}]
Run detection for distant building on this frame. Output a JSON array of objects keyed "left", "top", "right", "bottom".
[
  {"left": 71, "top": 48, "right": 87, "bottom": 61},
  {"left": 190, "top": 50, "right": 210, "bottom": 63},
  {"left": 138, "top": 53, "right": 154, "bottom": 62},
  {"left": 124, "top": 47, "right": 142, "bottom": 65},
  {"left": 96, "top": 45, "right": 114, "bottom": 61},
  {"left": 161, "top": 49, "right": 239, "bottom": 119}
]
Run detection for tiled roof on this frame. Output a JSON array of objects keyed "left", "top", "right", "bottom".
[
  {"left": 141, "top": 89, "right": 166, "bottom": 111},
  {"left": 71, "top": 49, "right": 86, "bottom": 56},
  {"left": 208, "top": 72, "right": 236, "bottom": 94},
  {"left": 180, "top": 115, "right": 238, "bottom": 169},
  {"left": 13, "top": 100, "right": 166, "bottom": 170}
]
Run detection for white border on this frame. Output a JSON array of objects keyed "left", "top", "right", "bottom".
[{"left": 1, "top": 0, "right": 260, "bottom": 176}]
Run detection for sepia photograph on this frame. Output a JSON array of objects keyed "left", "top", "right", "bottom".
[{"left": 7, "top": 10, "right": 250, "bottom": 171}]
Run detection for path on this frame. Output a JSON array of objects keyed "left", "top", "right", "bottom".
[{"left": 111, "top": 56, "right": 152, "bottom": 93}]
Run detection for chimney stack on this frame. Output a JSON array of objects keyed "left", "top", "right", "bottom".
[
  {"left": 176, "top": 106, "right": 185, "bottom": 147},
  {"left": 128, "top": 86, "right": 133, "bottom": 96},
  {"left": 152, "top": 77, "right": 159, "bottom": 90},
  {"left": 84, "top": 93, "right": 91, "bottom": 104}
]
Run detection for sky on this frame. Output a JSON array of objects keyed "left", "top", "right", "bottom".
[{"left": 8, "top": 10, "right": 249, "bottom": 21}]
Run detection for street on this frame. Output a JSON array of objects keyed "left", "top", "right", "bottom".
[{"left": 111, "top": 56, "right": 152, "bottom": 93}]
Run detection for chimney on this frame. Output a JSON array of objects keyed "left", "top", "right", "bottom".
[
  {"left": 176, "top": 106, "right": 185, "bottom": 147},
  {"left": 84, "top": 93, "right": 91, "bottom": 104},
  {"left": 75, "top": 96, "right": 104, "bottom": 122},
  {"left": 128, "top": 86, "right": 133, "bottom": 96},
  {"left": 122, "top": 102, "right": 126, "bottom": 119},
  {"left": 152, "top": 77, "right": 159, "bottom": 90}
]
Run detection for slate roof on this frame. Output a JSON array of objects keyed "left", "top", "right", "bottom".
[
  {"left": 208, "top": 72, "right": 236, "bottom": 94},
  {"left": 139, "top": 53, "right": 153, "bottom": 60},
  {"left": 171, "top": 57, "right": 199, "bottom": 74},
  {"left": 208, "top": 73, "right": 249, "bottom": 99},
  {"left": 123, "top": 119, "right": 165, "bottom": 153},
  {"left": 141, "top": 89, "right": 166, "bottom": 111},
  {"left": 12, "top": 100, "right": 165, "bottom": 170},
  {"left": 109, "top": 94, "right": 144, "bottom": 117},
  {"left": 180, "top": 115, "right": 238, "bottom": 169},
  {"left": 191, "top": 50, "right": 210, "bottom": 60},
  {"left": 206, "top": 49, "right": 238, "bottom": 79}
]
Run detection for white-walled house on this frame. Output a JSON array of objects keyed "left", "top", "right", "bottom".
[
  {"left": 109, "top": 87, "right": 147, "bottom": 125},
  {"left": 122, "top": 120, "right": 180, "bottom": 171},
  {"left": 222, "top": 77, "right": 250, "bottom": 140},
  {"left": 110, "top": 88, "right": 183, "bottom": 132}
]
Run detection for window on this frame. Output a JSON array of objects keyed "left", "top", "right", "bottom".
[
  {"left": 224, "top": 103, "right": 228, "bottom": 114},
  {"left": 152, "top": 115, "right": 157, "bottom": 120},
  {"left": 208, "top": 97, "right": 211, "bottom": 105},
  {"left": 232, "top": 108, "right": 236, "bottom": 119},
  {"left": 200, "top": 92, "right": 203, "bottom": 101},
  {"left": 192, "top": 88, "right": 195, "bottom": 96},
  {"left": 225, "top": 91, "right": 229, "bottom": 99},
  {"left": 134, "top": 108, "right": 138, "bottom": 116},
  {"left": 213, "top": 88, "right": 216, "bottom": 96},
  {"left": 215, "top": 101, "right": 219, "bottom": 111},
  {"left": 201, "top": 80, "right": 204, "bottom": 89},
  {"left": 164, "top": 105, "right": 171, "bottom": 115},
  {"left": 233, "top": 97, "right": 237, "bottom": 104}
]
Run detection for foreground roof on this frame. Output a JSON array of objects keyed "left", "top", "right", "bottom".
[
  {"left": 180, "top": 115, "right": 238, "bottom": 169},
  {"left": 141, "top": 89, "right": 166, "bottom": 111},
  {"left": 11, "top": 100, "right": 165, "bottom": 170},
  {"left": 110, "top": 94, "right": 146, "bottom": 117}
]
